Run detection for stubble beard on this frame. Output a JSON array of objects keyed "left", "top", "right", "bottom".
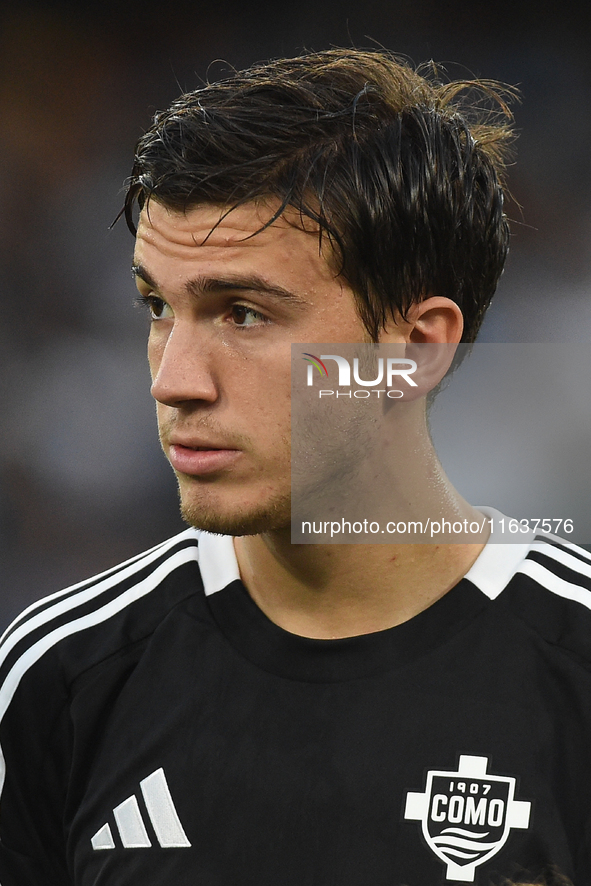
[
  {"left": 178, "top": 478, "right": 292, "bottom": 537},
  {"left": 159, "top": 413, "right": 292, "bottom": 536}
]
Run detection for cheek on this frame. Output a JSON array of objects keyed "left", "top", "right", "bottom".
[
  {"left": 264, "top": 393, "right": 292, "bottom": 449},
  {"left": 239, "top": 369, "right": 290, "bottom": 434},
  {"left": 147, "top": 328, "right": 166, "bottom": 378}
]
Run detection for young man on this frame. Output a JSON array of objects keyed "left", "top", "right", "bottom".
[{"left": 0, "top": 50, "right": 588, "bottom": 886}]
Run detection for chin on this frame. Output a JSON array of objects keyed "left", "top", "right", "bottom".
[{"left": 179, "top": 493, "right": 291, "bottom": 537}]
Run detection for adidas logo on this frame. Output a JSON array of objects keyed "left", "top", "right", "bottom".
[{"left": 91, "top": 767, "right": 191, "bottom": 850}]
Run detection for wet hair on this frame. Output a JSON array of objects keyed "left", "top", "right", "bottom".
[{"left": 124, "top": 48, "right": 517, "bottom": 343}]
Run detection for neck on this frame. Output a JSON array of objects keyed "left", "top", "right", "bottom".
[
  {"left": 234, "top": 504, "right": 487, "bottom": 642},
  {"left": 235, "top": 414, "right": 488, "bottom": 639}
]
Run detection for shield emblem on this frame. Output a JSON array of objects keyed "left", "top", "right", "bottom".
[{"left": 405, "top": 755, "right": 531, "bottom": 882}]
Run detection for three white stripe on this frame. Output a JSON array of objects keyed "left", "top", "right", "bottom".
[
  {"left": 92, "top": 767, "right": 191, "bottom": 850},
  {"left": 518, "top": 557, "right": 591, "bottom": 610},
  {"left": 0, "top": 535, "right": 200, "bottom": 800}
]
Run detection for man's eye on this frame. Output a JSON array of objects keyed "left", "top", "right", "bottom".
[
  {"left": 230, "top": 305, "right": 267, "bottom": 327},
  {"left": 136, "top": 294, "right": 171, "bottom": 320}
]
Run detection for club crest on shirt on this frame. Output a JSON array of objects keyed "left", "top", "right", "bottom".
[{"left": 404, "top": 755, "right": 531, "bottom": 882}]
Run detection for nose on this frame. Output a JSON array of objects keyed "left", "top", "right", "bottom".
[{"left": 149, "top": 322, "right": 218, "bottom": 407}]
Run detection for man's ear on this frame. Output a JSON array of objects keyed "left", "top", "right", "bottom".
[
  {"left": 377, "top": 297, "right": 464, "bottom": 400},
  {"left": 378, "top": 296, "right": 464, "bottom": 345}
]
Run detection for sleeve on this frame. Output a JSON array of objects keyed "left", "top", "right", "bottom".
[{"left": 0, "top": 643, "right": 73, "bottom": 886}]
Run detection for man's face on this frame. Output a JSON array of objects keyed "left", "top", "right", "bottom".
[{"left": 134, "top": 200, "right": 383, "bottom": 536}]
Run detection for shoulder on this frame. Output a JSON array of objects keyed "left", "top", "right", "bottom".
[
  {"left": 0, "top": 528, "right": 207, "bottom": 710},
  {"left": 0, "top": 531, "right": 215, "bottom": 883},
  {"left": 467, "top": 531, "right": 591, "bottom": 666},
  {"left": 0, "top": 529, "right": 240, "bottom": 854}
]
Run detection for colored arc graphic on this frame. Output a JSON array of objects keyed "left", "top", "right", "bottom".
[{"left": 302, "top": 353, "right": 328, "bottom": 376}]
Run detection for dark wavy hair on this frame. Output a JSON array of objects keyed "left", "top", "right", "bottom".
[{"left": 124, "top": 48, "right": 517, "bottom": 343}]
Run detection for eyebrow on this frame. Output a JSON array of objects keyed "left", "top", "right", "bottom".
[
  {"left": 132, "top": 264, "right": 159, "bottom": 290},
  {"left": 131, "top": 264, "right": 305, "bottom": 306}
]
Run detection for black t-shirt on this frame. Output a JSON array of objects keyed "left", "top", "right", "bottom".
[{"left": 1, "top": 525, "right": 590, "bottom": 885}]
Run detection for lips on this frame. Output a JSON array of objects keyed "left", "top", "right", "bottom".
[{"left": 167, "top": 442, "right": 242, "bottom": 476}]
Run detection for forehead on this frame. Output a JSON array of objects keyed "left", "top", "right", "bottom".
[{"left": 133, "top": 200, "right": 337, "bottom": 285}]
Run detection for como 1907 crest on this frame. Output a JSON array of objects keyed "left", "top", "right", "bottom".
[{"left": 404, "top": 755, "right": 531, "bottom": 882}]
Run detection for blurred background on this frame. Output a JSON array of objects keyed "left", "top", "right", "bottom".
[{"left": 1, "top": 0, "right": 591, "bottom": 628}]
